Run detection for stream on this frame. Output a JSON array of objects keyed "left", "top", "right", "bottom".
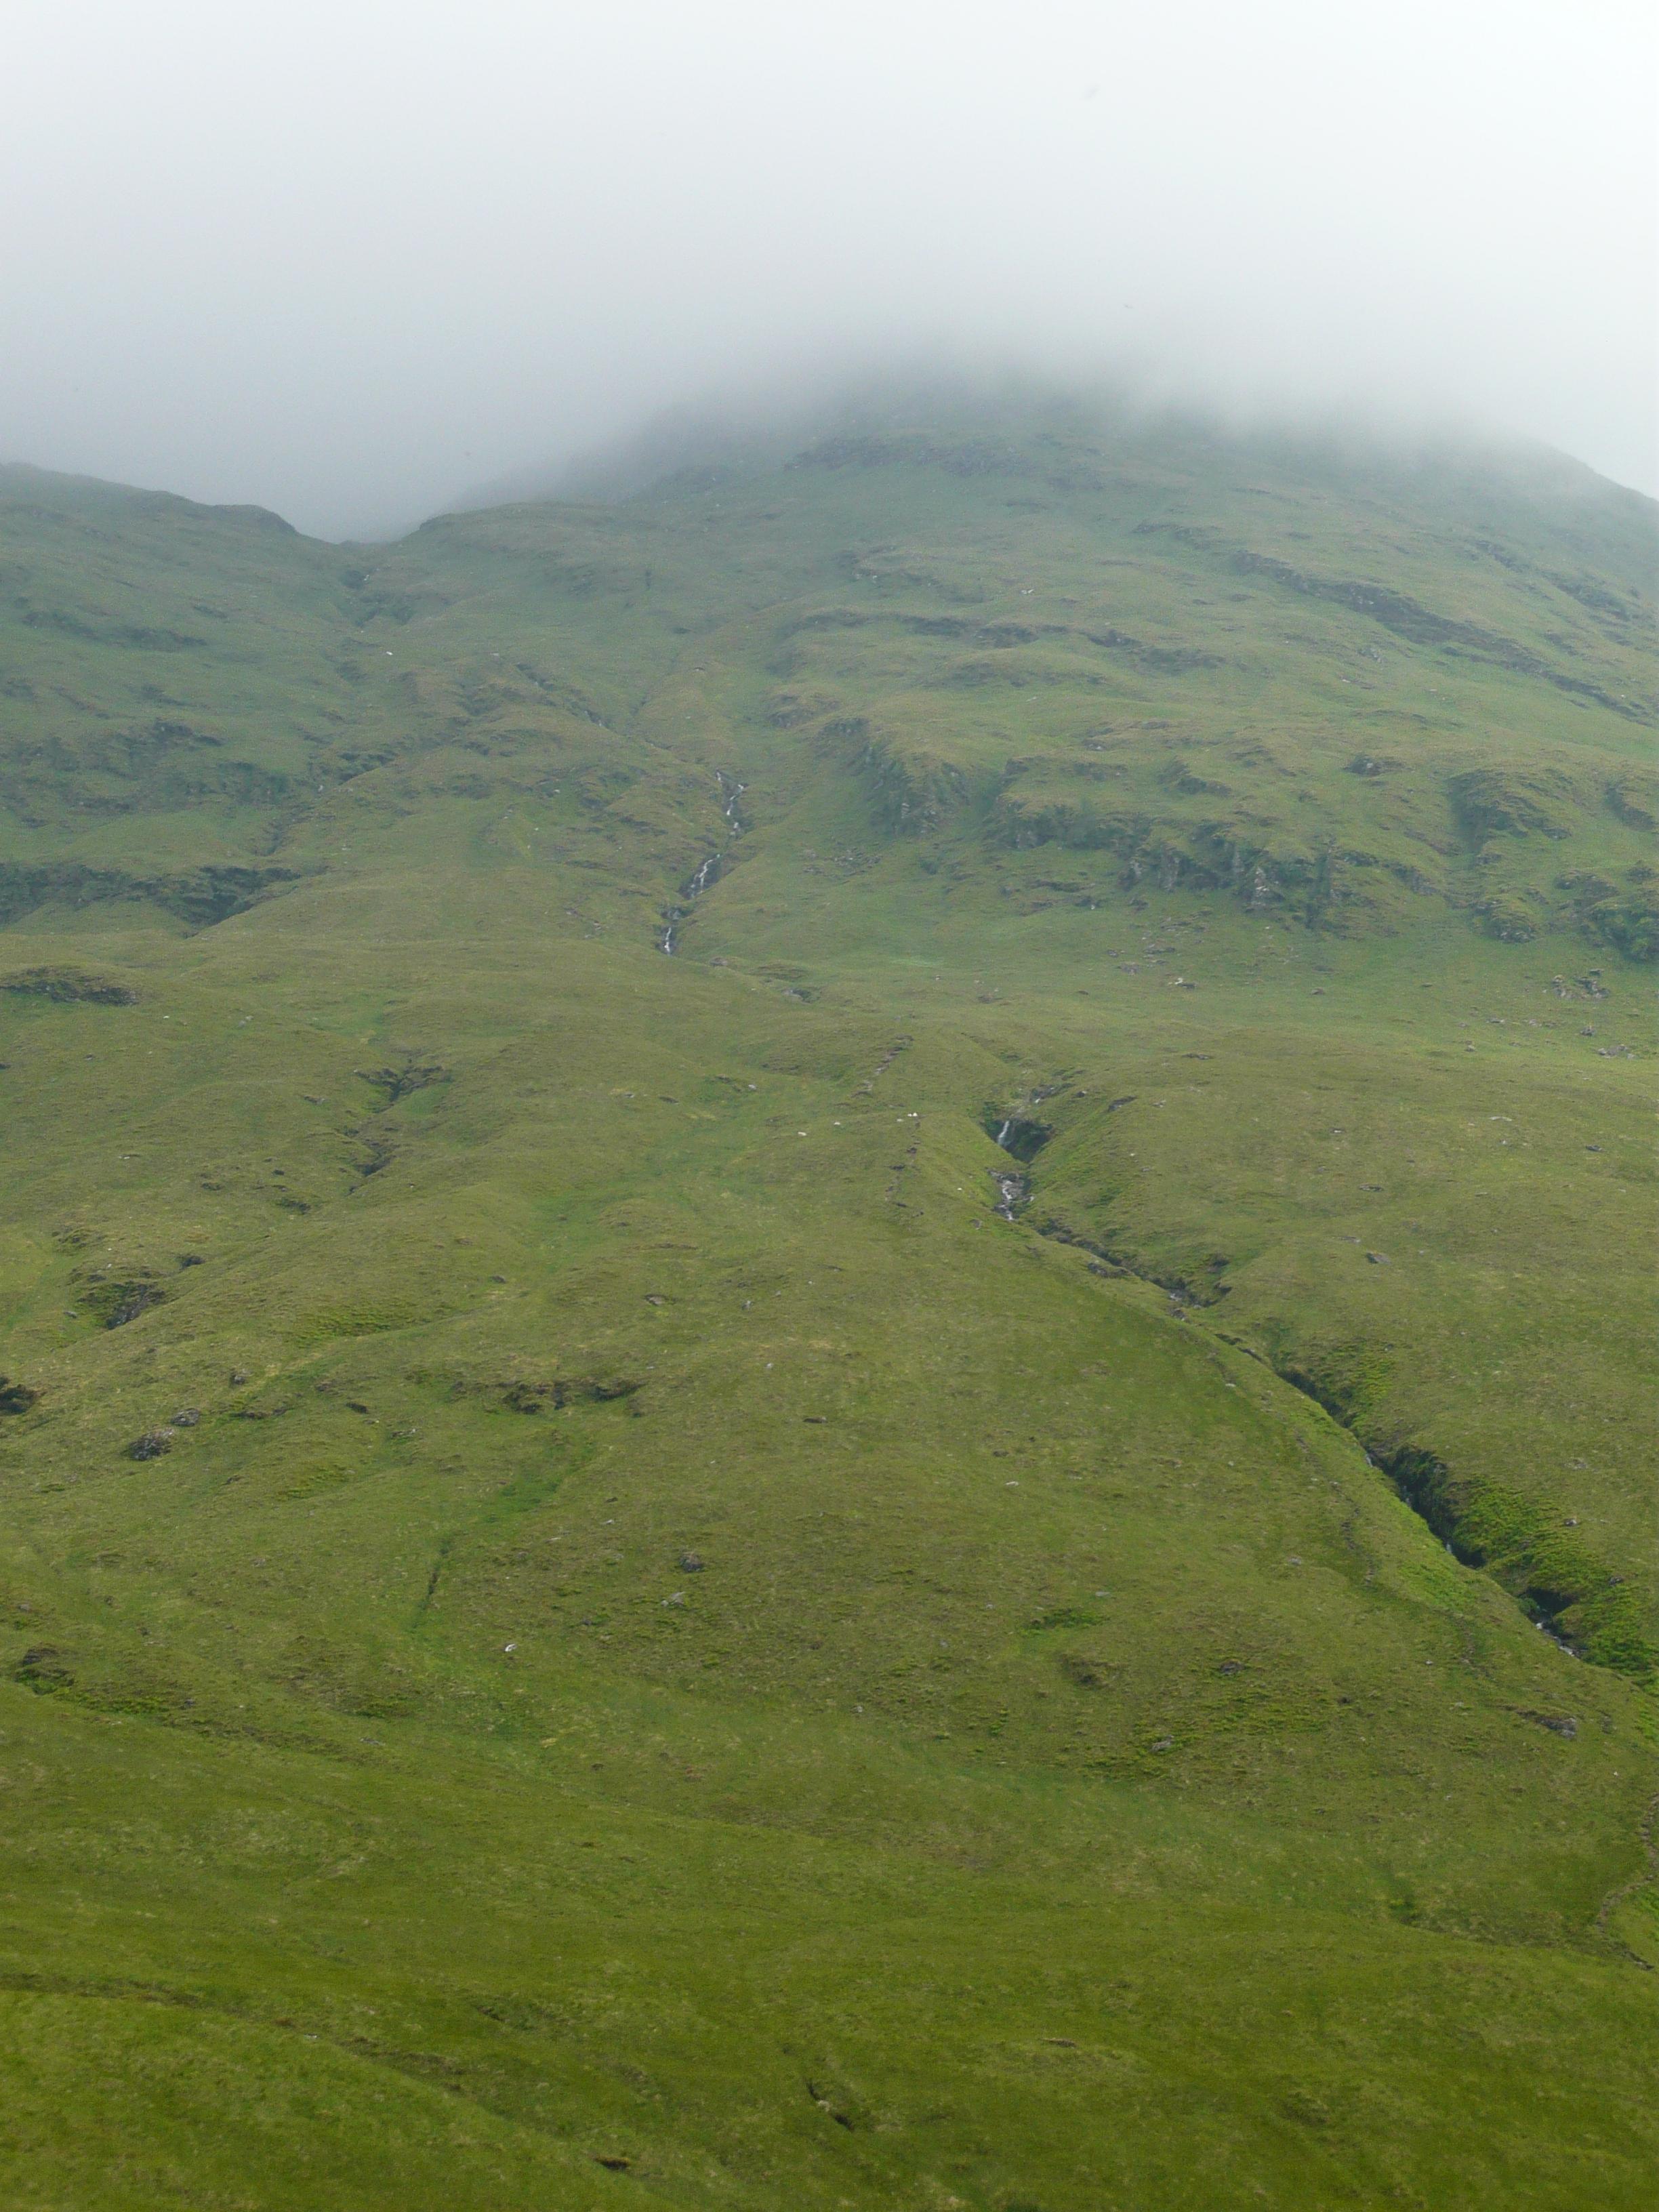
[
  {"left": 659, "top": 773, "right": 745, "bottom": 954},
  {"left": 990, "top": 1122, "right": 1029, "bottom": 1219},
  {"left": 993, "top": 1116, "right": 1602, "bottom": 1669}
]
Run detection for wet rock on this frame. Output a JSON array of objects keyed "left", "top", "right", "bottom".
[
  {"left": 989, "top": 1114, "right": 1053, "bottom": 1162},
  {"left": 128, "top": 1428, "right": 175, "bottom": 1459},
  {"left": 990, "top": 1170, "right": 1028, "bottom": 1220}
]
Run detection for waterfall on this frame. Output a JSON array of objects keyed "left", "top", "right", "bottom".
[{"left": 660, "top": 775, "right": 747, "bottom": 953}]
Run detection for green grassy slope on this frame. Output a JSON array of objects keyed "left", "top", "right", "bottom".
[{"left": 0, "top": 398, "right": 1654, "bottom": 2209}]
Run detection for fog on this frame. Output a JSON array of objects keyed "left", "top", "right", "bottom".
[{"left": 3, "top": 0, "right": 1653, "bottom": 538}]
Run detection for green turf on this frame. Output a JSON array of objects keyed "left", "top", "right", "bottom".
[{"left": 0, "top": 394, "right": 1654, "bottom": 2207}]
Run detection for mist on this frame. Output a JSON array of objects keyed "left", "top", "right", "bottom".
[{"left": 3, "top": 0, "right": 1653, "bottom": 539}]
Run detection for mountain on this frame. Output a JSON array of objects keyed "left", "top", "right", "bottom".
[{"left": 0, "top": 395, "right": 1654, "bottom": 2209}]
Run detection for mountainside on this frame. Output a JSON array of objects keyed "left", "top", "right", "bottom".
[{"left": 1, "top": 397, "right": 1655, "bottom": 2210}]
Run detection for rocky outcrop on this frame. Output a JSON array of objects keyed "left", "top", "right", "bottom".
[{"left": 0, "top": 860, "right": 299, "bottom": 928}]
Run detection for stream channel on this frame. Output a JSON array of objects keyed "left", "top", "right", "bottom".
[
  {"left": 659, "top": 773, "right": 746, "bottom": 954},
  {"left": 989, "top": 1112, "right": 1598, "bottom": 1666}
]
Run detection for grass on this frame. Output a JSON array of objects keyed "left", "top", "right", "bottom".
[{"left": 0, "top": 393, "right": 1654, "bottom": 2207}]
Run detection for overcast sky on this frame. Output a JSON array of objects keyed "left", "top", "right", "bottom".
[{"left": 3, "top": 0, "right": 1653, "bottom": 538}]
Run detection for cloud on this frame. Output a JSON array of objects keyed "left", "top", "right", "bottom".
[{"left": 1, "top": 0, "right": 1652, "bottom": 535}]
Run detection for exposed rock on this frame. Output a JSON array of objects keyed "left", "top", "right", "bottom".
[
  {"left": 77, "top": 1275, "right": 165, "bottom": 1329},
  {"left": 0, "top": 861, "right": 299, "bottom": 931},
  {"left": 355, "top": 1059, "right": 451, "bottom": 1107},
  {"left": 1450, "top": 767, "right": 1576, "bottom": 844},
  {"left": 13, "top": 1645, "right": 72, "bottom": 1691},
  {"left": 127, "top": 1429, "right": 175, "bottom": 1460},
  {"left": 501, "top": 1376, "right": 639, "bottom": 1412},
  {"left": 1606, "top": 773, "right": 1658, "bottom": 830},
  {"left": 0, "top": 966, "right": 138, "bottom": 1005}
]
